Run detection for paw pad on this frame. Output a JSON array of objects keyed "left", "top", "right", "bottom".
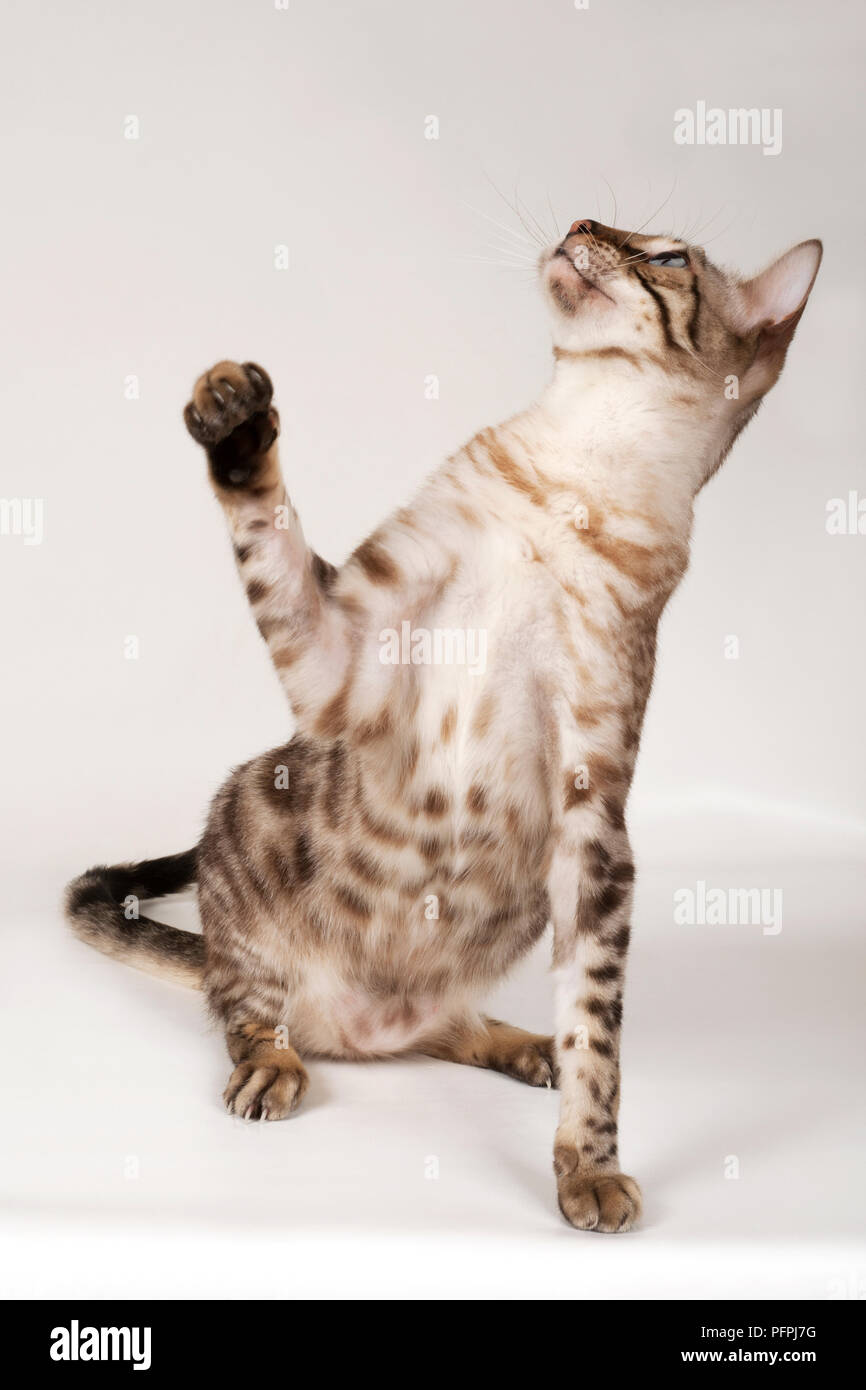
[{"left": 184, "top": 361, "right": 274, "bottom": 448}]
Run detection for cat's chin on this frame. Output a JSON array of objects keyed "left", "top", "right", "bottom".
[{"left": 544, "top": 257, "right": 615, "bottom": 317}]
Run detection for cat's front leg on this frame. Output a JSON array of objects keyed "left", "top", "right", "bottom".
[
  {"left": 184, "top": 361, "right": 350, "bottom": 723},
  {"left": 223, "top": 1019, "right": 309, "bottom": 1121},
  {"left": 548, "top": 799, "right": 642, "bottom": 1232}
]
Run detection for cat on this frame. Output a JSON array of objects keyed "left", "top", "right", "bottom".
[{"left": 66, "top": 217, "right": 821, "bottom": 1232}]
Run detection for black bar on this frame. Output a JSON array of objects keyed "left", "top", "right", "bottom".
[{"left": 1, "top": 1298, "right": 859, "bottom": 1372}]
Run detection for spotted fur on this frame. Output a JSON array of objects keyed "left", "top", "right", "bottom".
[{"left": 67, "top": 220, "right": 821, "bottom": 1232}]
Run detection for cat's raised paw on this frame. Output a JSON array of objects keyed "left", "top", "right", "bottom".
[
  {"left": 223, "top": 1057, "right": 308, "bottom": 1121},
  {"left": 556, "top": 1170, "right": 642, "bottom": 1233},
  {"left": 184, "top": 360, "right": 278, "bottom": 463}
]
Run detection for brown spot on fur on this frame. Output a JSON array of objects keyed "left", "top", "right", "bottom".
[
  {"left": 471, "top": 689, "right": 497, "bottom": 739},
  {"left": 610, "top": 860, "right": 635, "bottom": 884},
  {"left": 356, "top": 706, "right": 393, "bottom": 743},
  {"left": 608, "top": 923, "right": 631, "bottom": 954},
  {"left": 246, "top": 579, "right": 269, "bottom": 604},
  {"left": 264, "top": 844, "right": 295, "bottom": 891},
  {"left": 353, "top": 537, "right": 400, "bottom": 585},
  {"left": 455, "top": 500, "right": 482, "bottom": 529},
  {"left": 271, "top": 645, "right": 297, "bottom": 668},
  {"left": 587, "top": 962, "right": 620, "bottom": 984},
  {"left": 584, "top": 997, "right": 610, "bottom": 1018},
  {"left": 596, "top": 880, "right": 628, "bottom": 917},
  {"left": 316, "top": 683, "right": 350, "bottom": 738},
  {"left": 332, "top": 883, "right": 373, "bottom": 919},
  {"left": 482, "top": 429, "right": 545, "bottom": 505},
  {"left": 311, "top": 552, "right": 338, "bottom": 592},
  {"left": 294, "top": 833, "right": 315, "bottom": 883},
  {"left": 257, "top": 615, "right": 289, "bottom": 640},
  {"left": 323, "top": 742, "right": 347, "bottom": 828},
  {"left": 440, "top": 705, "right": 457, "bottom": 743},
  {"left": 466, "top": 783, "right": 487, "bottom": 815},
  {"left": 423, "top": 786, "right": 449, "bottom": 817},
  {"left": 584, "top": 839, "right": 613, "bottom": 877},
  {"left": 346, "top": 847, "right": 387, "bottom": 887},
  {"left": 589, "top": 753, "right": 628, "bottom": 796},
  {"left": 358, "top": 796, "right": 408, "bottom": 846},
  {"left": 256, "top": 747, "right": 315, "bottom": 814},
  {"left": 564, "top": 770, "right": 591, "bottom": 811},
  {"left": 586, "top": 531, "right": 657, "bottom": 589}
]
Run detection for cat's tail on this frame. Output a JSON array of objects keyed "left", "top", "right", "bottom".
[{"left": 65, "top": 848, "right": 204, "bottom": 989}]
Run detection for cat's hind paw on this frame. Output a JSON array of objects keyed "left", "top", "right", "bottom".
[{"left": 494, "top": 1035, "right": 557, "bottom": 1088}]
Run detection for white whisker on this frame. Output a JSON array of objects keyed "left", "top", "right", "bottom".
[
  {"left": 618, "top": 179, "right": 678, "bottom": 249},
  {"left": 463, "top": 201, "right": 537, "bottom": 250}
]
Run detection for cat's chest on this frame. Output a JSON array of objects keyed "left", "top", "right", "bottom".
[
  {"left": 353, "top": 515, "right": 639, "bottom": 818},
  {"left": 404, "top": 526, "right": 615, "bottom": 722}
]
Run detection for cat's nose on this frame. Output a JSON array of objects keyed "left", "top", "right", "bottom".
[{"left": 568, "top": 219, "right": 595, "bottom": 236}]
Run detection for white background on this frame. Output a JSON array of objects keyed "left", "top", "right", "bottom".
[{"left": 1, "top": 0, "right": 864, "bottom": 1299}]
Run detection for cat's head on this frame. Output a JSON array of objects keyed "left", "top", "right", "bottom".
[{"left": 539, "top": 219, "right": 822, "bottom": 482}]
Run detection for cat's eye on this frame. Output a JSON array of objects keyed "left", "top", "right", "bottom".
[{"left": 646, "top": 252, "right": 689, "bottom": 268}]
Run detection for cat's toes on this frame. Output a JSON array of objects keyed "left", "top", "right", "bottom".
[
  {"left": 556, "top": 1169, "right": 642, "bottom": 1233},
  {"left": 184, "top": 360, "right": 275, "bottom": 449},
  {"left": 223, "top": 1059, "right": 308, "bottom": 1121},
  {"left": 493, "top": 1034, "right": 557, "bottom": 1088}
]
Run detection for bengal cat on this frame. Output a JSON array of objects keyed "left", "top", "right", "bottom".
[{"left": 67, "top": 218, "right": 821, "bottom": 1231}]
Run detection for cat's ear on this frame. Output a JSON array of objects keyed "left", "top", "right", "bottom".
[{"left": 737, "top": 239, "right": 822, "bottom": 391}]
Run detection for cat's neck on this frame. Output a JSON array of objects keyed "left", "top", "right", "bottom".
[{"left": 512, "top": 355, "right": 729, "bottom": 537}]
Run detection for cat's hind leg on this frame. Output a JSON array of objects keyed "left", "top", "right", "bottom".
[
  {"left": 418, "top": 1016, "right": 556, "bottom": 1088},
  {"left": 223, "top": 1020, "right": 309, "bottom": 1121}
]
